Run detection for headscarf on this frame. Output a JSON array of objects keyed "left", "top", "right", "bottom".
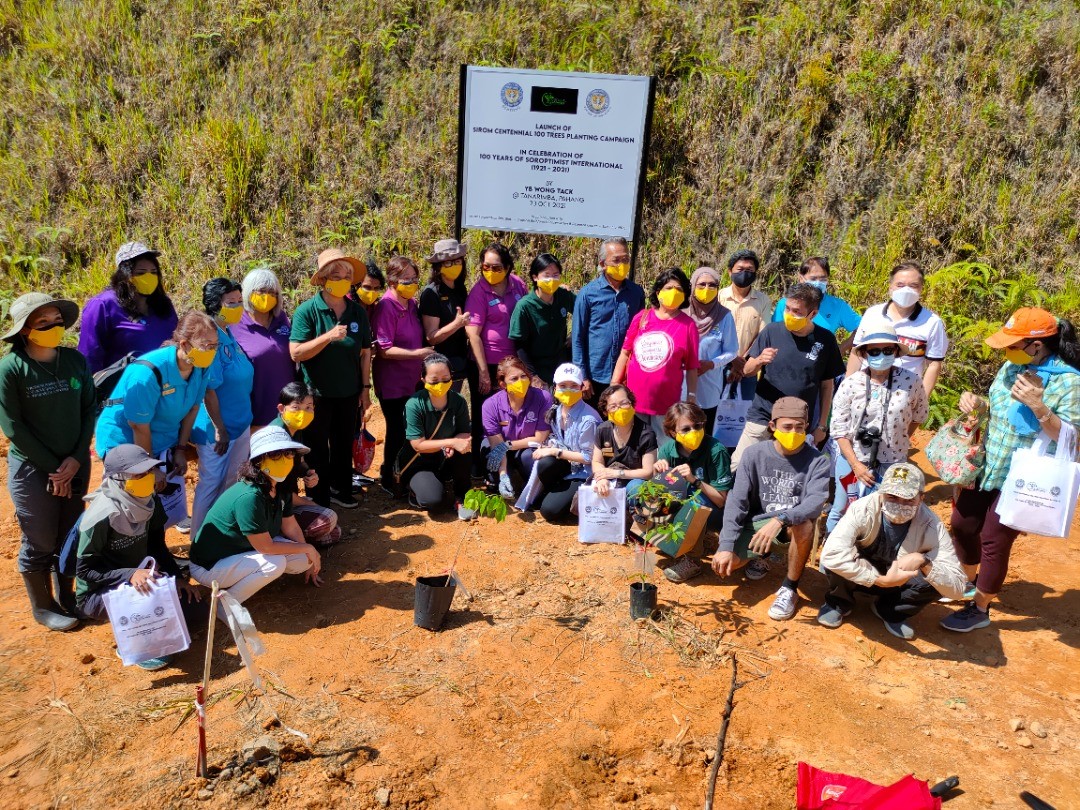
[
  {"left": 688, "top": 266, "right": 728, "bottom": 336},
  {"left": 81, "top": 476, "right": 157, "bottom": 537}
]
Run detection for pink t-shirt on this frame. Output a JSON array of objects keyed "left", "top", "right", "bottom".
[
  {"left": 622, "top": 309, "right": 700, "bottom": 415},
  {"left": 465, "top": 274, "right": 528, "bottom": 365}
]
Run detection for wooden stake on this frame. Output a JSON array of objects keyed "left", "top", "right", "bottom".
[
  {"left": 704, "top": 656, "right": 738, "bottom": 810},
  {"left": 195, "top": 581, "right": 219, "bottom": 778}
]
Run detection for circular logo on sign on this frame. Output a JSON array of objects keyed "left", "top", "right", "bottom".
[
  {"left": 1051, "top": 486, "right": 1061, "bottom": 496},
  {"left": 154, "top": 606, "right": 165, "bottom": 617},
  {"left": 501, "top": 82, "right": 523, "bottom": 110},
  {"left": 1027, "top": 481, "right": 1039, "bottom": 491},
  {"left": 584, "top": 505, "right": 593, "bottom": 514},
  {"left": 1015, "top": 479, "right": 1025, "bottom": 488},
  {"left": 119, "top": 616, "right": 129, "bottom": 627},
  {"left": 585, "top": 88, "right": 610, "bottom": 116},
  {"left": 634, "top": 331, "right": 674, "bottom": 371}
]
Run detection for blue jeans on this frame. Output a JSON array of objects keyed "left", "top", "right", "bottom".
[
  {"left": 827, "top": 456, "right": 894, "bottom": 532},
  {"left": 8, "top": 454, "right": 85, "bottom": 573}
]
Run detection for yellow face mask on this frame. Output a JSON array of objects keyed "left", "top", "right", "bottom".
[
  {"left": 657, "top": 288, "right": 685, "bottom": 309},
  {"left": 1004, "top": 347, "right": 1034, "bottom": 366},
  {"left": 425, "top": 381, "right": 453, "bottom": 398},
  {"left": 324, "top": 278, "right": 352, "bottom": 298},
  {"left": 609, "top": 406, "right": 635, "bottom": 427},
  {"left": 783, "top": 312, "right": 810, "bottom": 332},
  {"left": 675, "top": 429, "right": 705, "bottom": 451},
  {"left": 695, "top": 287, "right": 718, "bottom": 304},
  {"left": 554, "top": 389, "right": 582, "bottom": 407},
  {"left": 186, "top": 347, "right": 217, "bottom": 368},
  {"left": 606, "top": 262, "right": 630, "bottom": 281},
  {"left": 440, "top": 262, "right": 463, "bottom": 281},
  {"left": 506, "top": 378, "right": 530, "bottom": 398},
  {"left": 260, "top": 455, "right": 294, "bottom": 482},
  {"left": 396, "top": 282, "right": 419, "bottom": 300},
  {"left": 124, "top": 472, "right": 157, "bottom": 499},
  {"left": 249, "top": 293, "right": 277, "bottom": 313},
  {"left": 218, "top": 305, "right": 242, "bottom": 326},
  {"left": 281, "top": 410, "right": 313, "bottom": 432},
  {"left": 28, "top": 325, "right": 64, "bottom": 348},
  {"left": 537, "top": 278, "right": 561, "bottom": 295},
  {"left": 482, "top": 269, "right": 507, "bottom": 286},
  {"left": 773, "top": 430, "right": 806, "bottom": 452},
  {"left": 356, "top": 288, "right": 382, "bottom": 306},
  {"left": 132, "top": 273, "right": 159, "bottom": 296}
]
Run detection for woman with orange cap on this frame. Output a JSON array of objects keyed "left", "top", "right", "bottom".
[{"left": 942, "top": 307, "right": 1080, "bottom": 632}]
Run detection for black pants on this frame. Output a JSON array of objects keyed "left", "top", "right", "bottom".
[
  {"left": 403, "top": 452, "right": 473, "bottom": 510},
  {"left": 702, "top": 406, "right": 717, "bottom": 438},
  {"left": 585, "top": 379, "right": 609, "bottom": 411},
  {"left": 533, "top": 456, "right": 581, "bottom": 523},
  {"left": 451, "top": 358, "right": 486, "bottom": 469},
  {"left": 379, "top": 395, "right": 412, "bottom": 489},
  {"left": 308, "top": 394, "right": 359, "bottom": 505},
  {"left": 823, "top": 569, "right": 940, "bottom": 622}
]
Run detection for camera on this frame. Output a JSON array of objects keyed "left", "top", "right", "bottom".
[{"left": 855, "top": 425, "right": 882, "bottom": 446}]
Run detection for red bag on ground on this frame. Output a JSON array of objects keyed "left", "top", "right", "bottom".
[
  {"left": 797, "top": 762, "right": 941, "bottom": 810},
  {"left": 353, "top": 425, "right": 377, "bottom": 473}
]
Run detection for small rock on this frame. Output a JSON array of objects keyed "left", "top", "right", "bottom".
[
  {"left": 219, "top": 768, "right": 234, "bottom": 780},
  {"left": 704, "top": 749, "right": 717, "bottom": 763},
  {"left": 7, "top": 769, "right": 19, "bottom": 778},
  {"left": 375, "top": 787, "right": 391, "bottom": 806},
  {"left": 1049, "top": 739, "right": 1060, "bottom": 753},
  {"left": 1009, "top": 718, "right": 1025, "bottom": 732},
  {"left": 196, "top": 789, "right": 214, "bottom": 801},
  {"left": 241, "top": 735, "right": 280, "bottom": 763},
  {"left": 1029, "top": 721, "right": 1047, "bottom": 739},
  {"left": 80, "top": 653, "right": 95, "bottom": 665},
  {"left": 261, "top": 716, "right": 280, "bottom": 731},
  {"left": 922, "top": 729, "right": 931, "bottom": 736},
  {"left": 1016, "top": 735, "right": 1034, "bottom": 749},
  {"left": 876, "top": 704, "right": 884, "bottom": 710},
  {"left": 530, "top": 600, "right": 540, "bottom": 608},
  {"left": 234, "top": 779, "right": 258, "bottom": 797},
  {"left": 514, "top": 586, "right": 526, "bottom": 596},
  {"left": 115, "top": 741, "right": 126, "bottom": 752},
  {"left": 997, "top": 741, "right": 1009, "bottom": 750}
]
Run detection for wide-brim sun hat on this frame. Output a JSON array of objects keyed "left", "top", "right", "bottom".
[
  {"left": 312, "top": 248, "right": 365, "bottom": 286},
  {"left": 984, "top": 307, "right": 1058, "bottom": 349},
  {"left": 249, "top": 426, "right": 310, "bottom": 459},
  {"left": 425, "top": 238, "right": 468, "bottom": 265},
  {"left": 2, "top": 292, "right": 80, "bottom": 342},
  {"left": 853, "top": 319, "right": 909, "bottom": 356}
]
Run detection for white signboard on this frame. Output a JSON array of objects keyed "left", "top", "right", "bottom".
[{"left": 458, "top": 66, "right": 653, "bottom": 239}]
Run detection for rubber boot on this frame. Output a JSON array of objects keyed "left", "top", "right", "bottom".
[
  {"left": 51, "top": 570, "right": 78, "bottom": 617},
  {"left": 22, "top": 571, "right": 79, "bottom": 632}
]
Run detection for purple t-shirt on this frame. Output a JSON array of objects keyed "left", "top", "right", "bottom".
[
  {"left": 465, "top": 275, "right": 528, "bottom": 365},
  {"left": 481, "top": 386, "right": 552, "bottom": 441},
  {"left": 77, "top": 288, "right": 179, "bottom": 373},
  {"left": 371, "top": 293, "right": 423, "bottom": 400},
  {"left": 231, "top": 310, "right": 296, "bottom": 425}
]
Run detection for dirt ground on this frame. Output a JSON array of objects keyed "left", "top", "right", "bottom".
[{"left": 1, "top": 420, "right": 1078, "bottom": 810}]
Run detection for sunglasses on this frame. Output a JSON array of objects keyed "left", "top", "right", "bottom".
[
  {"left": 481, "top": 263, "right": 505, "bottom": 272},
  {"left": 865, "top": 347, "right": 897, "bottom": 357},
  {"left": 265, "top": 450, "right": 293, "bottom": 461}
]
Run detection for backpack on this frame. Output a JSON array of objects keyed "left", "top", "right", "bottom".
[{"left": 93, "top": 354, "right": 164, "bottom": 414}]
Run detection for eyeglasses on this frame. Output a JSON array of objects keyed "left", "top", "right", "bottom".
[
  {"left": 397, "top": 278, "right": 419, "bottom": 285},
  {"left": 676, "top": 423, "right": 705, "bottom": 434},
  {"left": 189, "top": 341, "right": 219, "bottom": 352},
  {"left": 265, "top": 451, "right": 292, "bottom": 461},
  {"left": 865, "top": 347, "right": 897, "bottom": 357},
  {"left": 442, "top": 260, "right": 463, "bottom": 269},
  {"left": 608, "top": 401, "right": 632, "bottom": 411},
  {"left": 480, "top": 263, "right": 505, "bottom": 272}
]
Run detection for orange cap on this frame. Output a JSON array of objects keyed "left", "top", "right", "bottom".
[
  {"left": 984, "top": 308, "right": 1058, "bottom": 348},
  {"left": 312, "top": 248, "right": 365, "bottom": 286}
]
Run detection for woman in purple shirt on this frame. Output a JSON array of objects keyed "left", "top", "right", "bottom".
[
  {"left": 465, "top": 242, "right": 528, "bottom": 397},
  {"left": 232, "top": 266, "right": 296, "bottom": 429},
  {"left": 78, "top": 241, "right": 179, "bottom": 373},
  {"left": 371, "top": 256, "right": 433, "bottom": 491},
  {"left": 481, "top": 356, "right": 552, "bottom": 498}
]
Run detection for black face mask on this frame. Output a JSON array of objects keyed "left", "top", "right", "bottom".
[{"left": 731, "top": 270, "right": 757, "bottom": 288}]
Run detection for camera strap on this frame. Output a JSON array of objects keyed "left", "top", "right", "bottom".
[{"left": 857, "top": 368, "right": 895, "bottom": 449}]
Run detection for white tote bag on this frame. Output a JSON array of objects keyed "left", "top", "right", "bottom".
[
  {"left": 995, "top": 426, "right": 1080, "bottom": 539},
  {"left": 712, "top": 383, "right": 752, "bottom": 447},
  {"left": 102, "top": 557, "right": 192, "bottom": 665},
  {"left": 577, "top": 484, "right": 627, "bottom": 544}
]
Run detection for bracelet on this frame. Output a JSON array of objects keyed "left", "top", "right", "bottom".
[
  {"left": 1037, "top": 408, "right": 1054, "bottom": 423},
  {"left": 556, "top": 449, "right": 562, "bottom": 459}
]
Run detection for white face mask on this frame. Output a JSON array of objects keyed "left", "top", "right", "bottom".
[
  {"left": 882, "top": 500, "right": 918, "bottom": 524},
  {"left": 890, "top": 287, "right": 920, "bottom": 308}
]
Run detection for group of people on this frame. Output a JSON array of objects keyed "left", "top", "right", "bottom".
[{"left": 2, "top": 234, "right": 1078, "bottom": 670}]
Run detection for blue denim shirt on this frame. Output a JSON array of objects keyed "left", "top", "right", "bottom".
[
  {"left": 571, "top": 274, "right": 646, "bottom": 385},
  {"left": 548, "top": 399, "right": 602, "bottom": 479}
]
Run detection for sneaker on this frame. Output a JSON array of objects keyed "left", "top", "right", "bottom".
[
  {"left": 871, "top": 601, "right": 915, "bottom": 640},
  {"left": 767, "top": 585, "right": 799, "bottom": 621},
  {"left": 817, "top": 602, "right": 852, "bottom": 629},
  {"left": 174, "top": 518, "right": 191, "bottom": 535},
  {"left": 407, "top": 491, "right": 421, "bottom": 510},
  {"left": 939, "top": 580, "right": 977, "bottom": 604},
  {"left": 498, "top": 473, "right": 514, "bottom": 499},
  {"left": 330, "top": 493, "right": 358, "bottom": 509},
  {"left": 939, "top": 601, "right": 991, "bottom": 633},
  {"left": 663, "top": 557, "right": 702, "bottom": 584},
  {"left": 135, "top": 655, "right": 173, "bottom": 671},
  {"left": 744, "top": 558, "right": 769, "bottom": 581},
  {"left": 457, "top": 502, "right": 478, "bottom": 521}
]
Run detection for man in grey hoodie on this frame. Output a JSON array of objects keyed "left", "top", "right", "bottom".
[{"left": 712, "top": 397, "right": 831, "bottom": 621}]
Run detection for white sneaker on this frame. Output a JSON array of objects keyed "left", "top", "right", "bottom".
[
  {"left": 767, "top": 585, "right": 799, "bottom": 621},
  {"left": 745, "top": 558, "right": 769, "bottom": 580}
]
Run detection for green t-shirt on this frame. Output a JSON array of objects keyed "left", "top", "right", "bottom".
[
  {"left": 190, "top": 481, "right": 295, "bottom": 568},
  {"left": 289, "top": 293, "right": 372, "bottom": 398},
  {"left": 508, "top": 289, "right": 577, "bottom": 384},
  {"left": 657, "top": 435, "right": 735, "bottom": 492},
  {"left": 397, "top": 390, "right": 470, "bottom": 469},
  {"left": 75, "top": 499, "right": 168, "bottom": 599},
  {"left": 0, "top": 346, "right": 95, "bottom": 474}
]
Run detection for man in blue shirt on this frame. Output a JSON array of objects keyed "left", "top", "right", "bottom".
[{"left": 571, "top": 237, "right": 646, "bottom": 405}]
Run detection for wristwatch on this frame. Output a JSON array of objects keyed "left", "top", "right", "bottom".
[{"left": 920, "top": 556, "right": 933, "bottom": 575}]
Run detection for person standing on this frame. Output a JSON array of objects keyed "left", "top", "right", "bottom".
[
  {"left": 464, "top": 242, "right": 528, "bottom": 396},
  {"left": 232, "top": 266, "right": 296, "bottom": 430},
  {"left": 717, "top": 249, "right": 772, "bottom": 399},
  {"left": 685, "top": 266, "right": 739, "bottom": 434},
  {"left": 78, "top": 242, "right": 179, "bottom": 373},
  {"left": 289, "top": 249, "right": 372, "bottom": 509},
  {"left": 571, "top": 237, "right": 646, "bottom": 407},
  {"left": 1, "top": 293, "right": 95, "bottom": 631},
  {"left": 510, "top": 253, "right": 577, "bottom": 387},
  {"left": 773, "top": 257, "right": 861, "bottom": 355}
]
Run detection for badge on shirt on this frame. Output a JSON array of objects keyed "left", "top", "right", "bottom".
[
  {"left": 489, "top": 299, "right": 500, "bottom": 307},
  {"left": 499, "top": 420, "right": 509, "bottom": 427},
  {"left": 350, "top": 322, "right": 359, "bottom": 333},
  {"left": 162, "top": 384, "right": 176, "bottom": 396}
]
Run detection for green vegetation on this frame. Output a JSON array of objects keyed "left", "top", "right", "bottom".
[{"left": 1, "top": 0, "right": 1078, "bottom": 420}]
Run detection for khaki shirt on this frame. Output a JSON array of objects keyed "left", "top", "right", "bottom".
[{"left": 718, "top": 285, "right": 774, "bottom": 354}]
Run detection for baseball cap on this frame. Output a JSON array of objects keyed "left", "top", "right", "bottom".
[
  {"left": 115, "top": 241, "right": 160, "bottom": 267},
  {"left": 249, "top": 426, "right": 310, "bottom": 459},
  {"left": 771, "top": 397, "right": 808, "bottom": 422},
  {"left": 984, "top": 308, "right": 1059, "bottom": 349},
  {"left": 103, "top": 444, "right": 166, "bottom": 477},
  {"left": 878, "top": 463, "right": 925, "bottom": 500},
  {"left": 553, "top": 362, "right": 585, "bottom": 386}
]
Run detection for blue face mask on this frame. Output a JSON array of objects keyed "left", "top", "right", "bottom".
[
  {"left": 806, "top": 279, "right": 828, "bottom": 295},
  {"left": 866, "top": 353, "right": 896, "bottom": 371}
]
